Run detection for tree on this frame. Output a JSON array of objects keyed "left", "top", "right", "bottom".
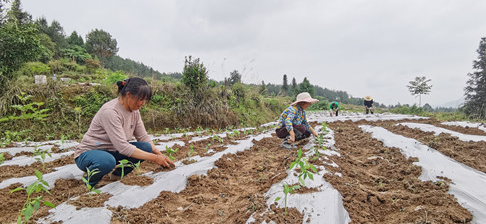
[
  {"left": 407, "top": 76, "right": 432, "bottom": 107},
  {"left": 225, "top": 70, "right": 241, "bottom": 86},
  {"left": 60, "top": 45, "right": 91, "bottom": 64},
  {"left": 85, "top": 29, "right": 118, "bottom": 68},
  {"left": 7, "top": 0, "right": 31, "bottom": 25},
  {"left": 281, "top": 74, "right": 289, "bottom": 96},
  {"left": 290, "top": 77, "right": 297, "bottom": 96},
  {"left": 259, "top": 81, "right": 267, "bottom": 95},
  {"left": 298, "top": 77, "right": 315, "bottom": 96},
  {"left": 0, "top": 8, "right": 43, "bottom": 82},
  {"left": 464, "top": 36, "right": 486, "bottom": 119},
  {"left": 67, "top": 31, "right": 84, "bottom": 46},
  {"left": 423, "top": 103, "right": 433, "bottom": 112},
  {"left": 182, "top": 56, "right": 208, "bottom": 92}
]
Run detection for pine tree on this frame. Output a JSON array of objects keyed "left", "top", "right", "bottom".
[
  {"left": 464, "top": 36, "right": 486, "bottom": 119},
  {"left": 290, "top": 77, "right": 297, "bottom": 96},
  {"left": 298, "top": 77, "right": 315, "bottom": 96},
  {"left": 282, "top": 74, "right": 289, "bottom": 96}
]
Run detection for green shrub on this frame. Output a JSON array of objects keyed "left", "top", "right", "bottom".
[
  {"left": 85, "top": 58, "right": 101, "bottom": 74},
  {"left": 103, "top": 70, "right": 129, "bottom": 85},
  {"left": 308, "top": 99, "right": 329, "bottom": 111},
  {"left": 75, "top": 89, "right": 112, "bottom": 117},
  {"left": 17, "top": 62, "right": 51, "bottom": 77},
  {"left": 182, "top": 56, "right": 208, "bottom": 91}
]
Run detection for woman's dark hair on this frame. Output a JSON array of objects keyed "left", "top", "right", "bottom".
[{"left": 116, "top": 77, "right": 152, "bottom": 101}]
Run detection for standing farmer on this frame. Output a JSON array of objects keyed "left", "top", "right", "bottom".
[
  {"left": 329, "top": 101, "right": 339, "bottom": 117},
  {"left": 276, "top": 92, "right": 319, "bottom": 149},
  {"left": 364, "top": 96, "right": 374, "bottom": 114},
  {"left": 75, "top": 77, "right": 174, "bottom": 186}
]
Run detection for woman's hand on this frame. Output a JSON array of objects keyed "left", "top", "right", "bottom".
[
  {"left": 150, "top": 142, "right": 163, "bottom": 156},
  {"left": 153, "top": 154, "right": 174, "bottom": 167},
  {"left": 289, "top": 130, "right": 296, "bottom": 143}
]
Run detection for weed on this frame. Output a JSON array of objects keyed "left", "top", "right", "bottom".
[
  {"left": 0, "top": 92, "right": 50, "bottom": 122},
  {"left": 0, "top": 153, "right": 4, "bottom": 165},
  {"left": 275, "top": 183, "right": 300, "bottom": 215},
  {"left": 33, "top": 145, "right": 52, "bottom": 172},
  {"left": 164, "top": 146, "right": 179, "bottom": 160},
  {"left": 10, "top": 170, "right": 55, "bottom": 224},
  {"left": 81, "top": 168, "right": 101, "bottom": 197},
  {"left": 45, "top": 133, "right": 55, "bottom": 141}
]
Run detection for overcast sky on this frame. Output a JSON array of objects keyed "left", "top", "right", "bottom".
[{"left": 20, "top": 0, "right": 486, "bottom": 107}]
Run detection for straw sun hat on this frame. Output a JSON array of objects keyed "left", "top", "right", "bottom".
[
  {"left": 364, "top": 96, "right": 373, "bottom": 101},
  {"left": 291, "top": 92, "right": 319, "bottom": 106}
]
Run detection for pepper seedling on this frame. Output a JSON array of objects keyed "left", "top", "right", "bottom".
[
  {"left": 164, "top": 146, "right": 179, "bottom": 160},
  {"left": 275, "top": 183, "right": 300, "bottom": 215},
  {"left": 117, "top": 159, "right": 134, "bottom": 180},
  {"left": 10, "top": 170, "right": 55, "bottom": 224},
  {"left": 187, "top": 144, "right": 197, "bottom": 157},
  {"left": 81, "top": 168, "right": 101, "bottom": 197},
  {"left": 289, "top": 148, "right": 318, "bottom": 186},
  {"left": 33, "top": 145, "right": 52, "bottom": 172}
]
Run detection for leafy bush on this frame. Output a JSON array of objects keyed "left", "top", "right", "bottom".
[
  {"left": 103, "top": 70, "right": 128, "bottom": 85},
  {"left": 17, "top": 62, "right": 51, "bottom": 76},
  {"left": 308, "top": 98, "right": 329, "bottom": 111},
  {"left": 182, "top": 56, "right": 208, "bottom": 91},
  {"left": 75, "top": 88, "right": 112, "bottom": 117},
  {"left": 85, "top": 58, "right": 101, "bottom": 74},
  {"left": 230, "top": 83, "right": 246, "bottom": 106}
]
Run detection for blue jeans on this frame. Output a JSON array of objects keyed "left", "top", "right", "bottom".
[{"left": 75, "top": 142, "right": 152, "bottom": 186}]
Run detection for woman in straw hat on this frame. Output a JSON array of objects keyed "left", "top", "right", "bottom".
[
  {"left": 276, "top": 92, "right": 319, "bottom": 149},
  {"left": 364, "top": 96, "right": 374, "bottom": 114}
]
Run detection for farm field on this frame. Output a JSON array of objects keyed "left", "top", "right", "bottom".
[{"left": 1, "top": 112, "right": 486, "bottom": 224}]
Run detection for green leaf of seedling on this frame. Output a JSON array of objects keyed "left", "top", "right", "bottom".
[
  {"left": 310, "top": 165, "right": 317, "bottom": 173},
  {"left": 299, "top": 177, "right": 305, "bottom": 186},
  {"left": 308, "top": 173, "right": 314, "bottom": 180},
  {"left": 93, "top": 189, "right": 101, "bottom": 194},
  {"left": 289, "top": 162, "right": 297, "bottom": 170},
  {"left": 10, "top": 187, "right": 24, "bottom": 193},
  {"left": 43, "top": 201, "right": 55, "bottom": 208},
  {"left": 26, "top": 183, "right": 36, "bottom": 195},
  {"left": 34, "top": 170, "right": 43, "bottom": 180},
  {"left": 33, "top": 200, "right": 40, "bottom": 210},
  {"left": 275, "top": 197, "right": 281, "bottom": 201},
  {"left": 25, "top": 204, "right": 34, "bottom": 221},
  {"left": 40, "top": 180, "right": 49, "bottom": 187},
  {"left": 297, "top": 148, "right": 302, "bottom": 158}
]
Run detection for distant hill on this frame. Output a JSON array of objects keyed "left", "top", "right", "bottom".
[{"left": 439, "top": 96, "right": 465, "bottom": 108}]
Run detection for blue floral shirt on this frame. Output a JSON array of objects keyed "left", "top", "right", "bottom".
[{"left": 278, "top": 104, "right": 312, "bottom": 132}]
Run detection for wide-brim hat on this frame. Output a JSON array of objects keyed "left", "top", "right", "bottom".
[
  {"left": 364, "top": 96, "right": 373, "bottom": 101},
  {"left": 291, "top": 92, "right": 319, "bottom": 106}
]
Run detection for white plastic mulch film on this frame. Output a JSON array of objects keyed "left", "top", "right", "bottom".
[{"left": 1, "top": 112, "right": 486, "bottom": 223}]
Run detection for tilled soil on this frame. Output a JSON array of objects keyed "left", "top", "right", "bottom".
[
  {"left": 0, "top": 118, "right": 484, "bottom": 223},
  {"left": 323, "top": 120, "right": 473, "bottom": 224}
]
